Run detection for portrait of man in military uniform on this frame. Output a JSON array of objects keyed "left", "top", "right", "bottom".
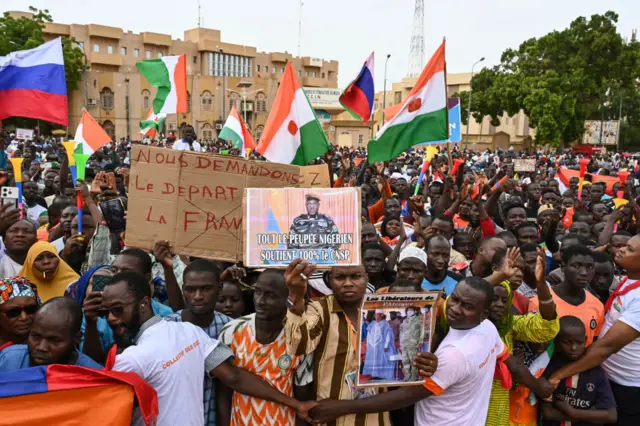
[{"left": 288, "top": 193, "right": 340, "bottom": 249}]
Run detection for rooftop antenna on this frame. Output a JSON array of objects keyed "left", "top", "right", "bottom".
[
  {"left": 198, "top": 0, "right": 202, "bottom": 27},
  {"left": 298, "top": 1, "right": 304, "bottom": 57},
  {"left": 407, "top": 0, "right": 425, "bottom": 77}
]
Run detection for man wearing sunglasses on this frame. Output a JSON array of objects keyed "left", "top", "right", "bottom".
[
  {"left": 0, "top": 297, "right": 102, "bottom": 370},
  {"left": 101, "top": 271, "right": 316, "bottom": 426}
]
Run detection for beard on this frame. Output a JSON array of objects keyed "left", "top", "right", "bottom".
[{"left": 113, "top": 308, "right": 142, "bottom": 348}]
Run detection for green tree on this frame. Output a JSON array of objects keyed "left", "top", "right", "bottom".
[
  {"left": 465, "top": 11, "right": 640, "bottom": 148},
  {"left": 0, "top": 6, "right": 86, "bottom": 91}
]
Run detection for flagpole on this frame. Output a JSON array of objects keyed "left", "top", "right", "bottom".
[{"left": 442, "top": 38, "right": 453, "bottom": 173}]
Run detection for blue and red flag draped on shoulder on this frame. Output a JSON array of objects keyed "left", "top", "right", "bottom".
[
  {"left": 0, "top": 360, "right": 158, "bottom": 425},
  {"left": 339, "top": 52, "right": 375, "bottom": 123},
  {"left": 0, "top": 38, "right": 68, "bottom": 126}
]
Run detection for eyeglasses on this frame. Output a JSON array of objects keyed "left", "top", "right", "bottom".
[
  {"left": 2, "top": 305, "right": 38, "bottom": 318},
  {"left": 99, "top": 300, "right": 137, "bottom": 318}
]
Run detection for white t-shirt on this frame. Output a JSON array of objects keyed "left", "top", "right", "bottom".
[
  {"left": 0, "top": 253, "right": 22, "bottom": 279},
  {"left": 51, "top": 237, "right": 65, "bottom": 254},
  {"left": 172, "top": 139, "right": 190, "bottom": 151},
  {"left": 601, "top": 278, "right": 640, "bottom": 387},
  {"left": 113, "top": 317, "right": 233, "bottom": 426},
  {"left": 415, "top": 320, "right": 507, "bottom": 426},
  {"left": 27, "top": 204, "right": 47, "bottom": 223}
]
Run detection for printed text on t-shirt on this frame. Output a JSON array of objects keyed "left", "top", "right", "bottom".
[{"left": 162, "top": 339, "right": 201, "bottom": 369}]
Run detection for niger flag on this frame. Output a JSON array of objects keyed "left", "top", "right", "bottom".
[{"left": 257, "top": 62, "right": 329, "bottom": 165}]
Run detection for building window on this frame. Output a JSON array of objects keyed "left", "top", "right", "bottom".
[
  {"left": 142, "top": 90, "right": 151, "bottom": 110},
  {"left": 201, "top": 91, "right": 213, "bottom": 111},
  {"left": 100, "top": 88, "right": 114, "bottom": 110},
  {"left": 256, "top": 125, "right": 264, "bottom": 140},
  {"left": 257, "top": 64, "right": 261, "bottom": 73},
  {"left": 145, "top": 50, "right": 151, "bottom": 59},
  {"left": 358, "top": 135, "right": 364, "bottom": 145},
  {"left": 305, "top": 71, "right": 309, "bottom": 77},
  {"left": 322, "top": 72, "right": 325, "bottom": 79},
  {"left": 157, "top": 52, "right": 163, "bottom": 58},
  {"left": 193, "top": 56, "right": 198, "bottom": 64},
  {"left": 281, "top": 68, "right": 285, "bottom": 73},
  {"left": 187, "top": 92, "right": 191, "bottom": 113},
  {"left": 298, "top": 70, "right": 302, "bottom": 77},
  {"left": 107, "top": 45, "right": 113, "bottom": 54},
  {"left": 134, "top": 48, "right": 140, "bottom": 57},
  {"left": 102, "top": 120, "right": 115, "bottom": 140},
  {"left": 256, "top": 93, "right": 267, "bottom": 112},
  {"left": 78, "top": 41, "right": 84, "bottom": 50},
  {"left": 93, "top": 44, "right": 100, "bottom": 53},
  {"left": 312, "top": 72, "right": 317, "bottom": 78},
  {"left": 121, "top": 47, "right": 127, "bottom": 55},
  {"left": 202, "top": 124, "right": 213, "bottom": 141},
  {"left": 394, "top": 91, "right": 402, "bottom": 104}
]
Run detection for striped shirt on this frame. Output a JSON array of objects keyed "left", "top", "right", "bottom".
[{"left": 285, "top": 295, "right": 391, "bottom": 426}]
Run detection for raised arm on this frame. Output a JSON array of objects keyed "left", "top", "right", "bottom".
[
  {"left": 534, "top": 247, "right": 557, "bottom": 320},
  {"left": 153, "top": 241, "right": 184, "bottom": 312}
]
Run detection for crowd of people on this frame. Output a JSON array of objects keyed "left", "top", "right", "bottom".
[{"left": 0, "top": 125, "right": 639, "bottom": 426}]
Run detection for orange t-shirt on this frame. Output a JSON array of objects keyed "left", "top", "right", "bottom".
[
  {"left": 219, "top": 314, "right": 312, "bottom": 426},
  {"left": 528, "top": 287, "right": 604, "bottom": 346}
]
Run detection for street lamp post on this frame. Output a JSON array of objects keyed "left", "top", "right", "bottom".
[
  {"left": 73, "top": 40, "right": 89, "bottom": 111},
  {"left": 465, "top": 57, "right": 485, "bottom": 149},
  {"left": 382, "top": 54, "right": 391, "bottom": 125},
  {"left": 226, "top": 87, "right": 264, "bottom": 123}
]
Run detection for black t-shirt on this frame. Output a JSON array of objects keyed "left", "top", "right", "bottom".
[{"left": 542, "top": 356, "right": 616, "bottom": 426}]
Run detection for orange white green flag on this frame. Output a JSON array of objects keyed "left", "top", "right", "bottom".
[
  {"left": 368, "top": 41, "right": 448, "bottom": 163},
  {"left": 73, "top": 109, "right": 112, "bottom": 154},
  {"left": 139, "top": 108, "right": 166, "bottom": 139},
  {"left": 218, "top": 105, "right": 256, "bottom": 157},
  {"left": 136, "top": 54, "right": 187, "bottom": 114},
  {"left": 257, "top": 62, "right": 329, "bottom": 165}
]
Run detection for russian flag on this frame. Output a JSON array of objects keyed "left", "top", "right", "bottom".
[
  {"left": 0, "top": 38, "right": 68, "bottom": 126},
  {"left": 0, "top": 363, "right": 158, "bottom": 425},
  {"left": 339, "top": 52, "right": 375, "bottom": 123}
]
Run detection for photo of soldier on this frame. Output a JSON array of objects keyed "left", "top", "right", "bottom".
[{"left": 287, "top": 193, "right": 340, "bottom": 249}]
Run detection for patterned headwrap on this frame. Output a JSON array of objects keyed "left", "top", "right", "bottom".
[{"left": 0, "top": 277, "right": 42, "bottom": 306}]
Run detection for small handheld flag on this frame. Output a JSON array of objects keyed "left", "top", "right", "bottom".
[
  {"left": 219, "top": 105, "right": 256, "bottom": 158},
  {"left": 414, "top": 146, "right": 439, "bottom": 195},
  {"left": 339, "top": 52, "right": 375, "bottom": 123}
]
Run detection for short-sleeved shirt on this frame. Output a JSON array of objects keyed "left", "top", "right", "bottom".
[
  {"left": 219, "top": 313, "right": 313, "bottom": 426},
  {"left": 0, "top": 344, "right": 102, "bottom": 371},
  {"left": 164, "top": 310, "right": 231, "bottom": 426},
  {"left": 113, "top": 316, "right": 233, "bottom": 426},
  {"left": 422, "top": 274, "right": 459, "bottom": 295},
  {"left": 601, "top": 279, "right": 640, "bottom": 386},
  {"left": 416, "top": 319, "right": 507, "bottom": 426},
  {"left": 528, "top": 288, "right": 604, "bottom": 346},
  {"left": 542, "top": 356, "right": 616, "bottom": 426}
]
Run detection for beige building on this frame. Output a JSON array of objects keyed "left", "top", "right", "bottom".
[
  {"left": 8, "top": 11, "right": 339, "bottom": 142},
  {"left": 371, "top": 73, "right": 536, "bottom": 151}
]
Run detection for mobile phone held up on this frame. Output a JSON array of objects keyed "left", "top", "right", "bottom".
[
  {"left": 0, "top": 187, "right": 19, "bottom": 208},
  {"left": 99, "top": 198, "right": 126, "bottom": 234},
  {"left": 91, "top": 275, "right": 111, "bottom": 292}
]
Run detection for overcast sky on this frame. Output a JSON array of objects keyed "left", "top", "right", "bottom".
[{"left": 4, "top": 0, "right": 638, "bottom": 89}]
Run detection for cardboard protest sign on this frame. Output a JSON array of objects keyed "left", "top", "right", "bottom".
[
  {"left": 357, "top": 292, "right": 440, "bottom": 388},
  {"left": 514, "top": 159, "right": 536, "bottom": 172},
  {"left": 125, "top": 145, "right": 300, "bottom": 261},
  {"left": 243, "top": 187, "right": 361, "bottom": 267},
  {"left": 16, "top": 128, "right": 34, "bottom": 141},
  {"left": 298, "top": 164, "right": 330, "bottom": 188}
]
